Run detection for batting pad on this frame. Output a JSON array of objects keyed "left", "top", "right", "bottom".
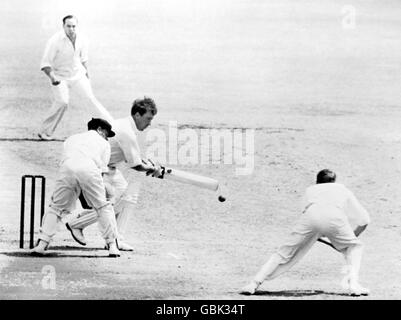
[{"left": 68, "top": 209, "right": 98, "bottom": 229}]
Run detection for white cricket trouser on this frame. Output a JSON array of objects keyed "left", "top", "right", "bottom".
[
  {"left": 254, "top": 203, "right": 363, "bottom": 284},
  {"left": 39, "top": 158, "right": 118, "bottom": 245},
  {"left": 68, "top": 168, "right": 140, "bottom": 241},
  {"left": 39, "top": 76, "right": 113, "bottom": 137}
]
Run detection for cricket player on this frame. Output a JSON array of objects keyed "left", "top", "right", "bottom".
[
  {"left": 240, "top": 169, "right": 371, "bottom": 296},
  {"left": 65, "top": 97, "right": 162, "bottom": 251},
  {"left": 31, "top": 118, "right": 120, "bottom": 257},
  {"left": 38, "top": 15, "right": 113, "bottom": 140}
]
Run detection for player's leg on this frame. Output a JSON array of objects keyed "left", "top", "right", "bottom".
[
  {"left": 79, "top": 191, "right": 92, "bottom": 209},
  {"left": 324, "top": 216, "right": 369, "bottom": 296},
  {"left": 67, "top": 169, "right": 136, "bottom": 251},
  {"left": 65, "top": 193, "right": 114, "bottom": 247},
  {"left": 343, "top": 244, "right": 368, "bottom": 295},
  {"left": 66, "top": 208, "right": 96, "bottom": 245},
  {"left": 65, "top": 181, "right": 116, "bottom": 246},
  {"left": 32, "top": 169, "right": 79, "bottom": 255},
  {"left": 65, "top": 167, "right": 115, "bottom": 243},
  {"left": 240, "top": 217, "right": 319, "bottom": 295},
  {"left": 65, "top": 178, "right": 115, "bottom": 246},
  {"left": 72, "top": 76, "right": 114, "bottom": 123},
  {"left": 111, "top": 170, "right": 139, "bottom": 251},
  {"left": 77, "top": 167, "right": 120, "bottom": 257},
  {"left": 38, "top": 81, "right": 69, "bottom": 138}
]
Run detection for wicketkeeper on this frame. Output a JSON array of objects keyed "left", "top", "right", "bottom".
[
  {"left": 240, "top": 169, "right": 371, "bottom": 296},
  {"left": 31, "top": 118, "right": 120, "bottom": 257}
]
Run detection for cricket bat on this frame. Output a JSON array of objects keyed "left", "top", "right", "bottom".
[
  {"left": 161, "top": 166, "right": 219, "bottom": 191},
  {"left": 317, "top": 237, "right": 340, "bottom": 252}
]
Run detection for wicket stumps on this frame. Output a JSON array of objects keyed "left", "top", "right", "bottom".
[{"left": 20, "top": 175, "right": 46, "bottom": 249}]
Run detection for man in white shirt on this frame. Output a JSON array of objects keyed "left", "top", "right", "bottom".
[
  {"left": 240, "top": 169, "right": 371, "bottom": 296},
  {"left": 38, "top": 15, "right": 112, "bottom": 140},
  {"left": 31, "top": 118, "right": 120, "bottom": 257},
  {"left": 66, "top": 97, "right": 162, "bottom": 251}
]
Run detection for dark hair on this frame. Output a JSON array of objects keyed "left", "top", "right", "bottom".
[
  {"left": 316, "top": 169, "right": 336, "bottom": 184},
  {"left": 87, "top": 118, "right": 115, "bottom": 137},
  {"left": 131, "top": 96, "right": 157, "bottom": 116},
  {"left": 63, "top": 15, "right": 77, "bottom": 25}
]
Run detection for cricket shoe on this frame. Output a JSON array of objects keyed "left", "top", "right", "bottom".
[
  {"left": 104, "top": 240, "right": 134, "bottom": 251},
  {"left": 38, "top": 133, "right": 53, "bottom": 141},
  {"left": 117, "top": 241, "right": 134, "bottom": 251},
  {"left": 340, "top": 268, "right": 351, "bottom": 290},
  {"left": 340, "top": 272, "right": 370, "bottom": 296},
  {"left": 30, "top": 240, "right": 49, "bottom": 256},
  {"left": 107, "top": 241, "right": 121, "bottom": 257},
  {"left": 349, "top": 283, "right": 370, "bottom": 296},
  {"left": 66, "top": 223, "right": 87, "bottom": 246},
  {"left": 239, "top": 281, "right": 259, "bottom": 295}
]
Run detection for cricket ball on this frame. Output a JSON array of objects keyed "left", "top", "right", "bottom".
[{"left": 218, "top": 195, "right": 226, "bottom": 202}]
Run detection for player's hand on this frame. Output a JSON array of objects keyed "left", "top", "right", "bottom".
[
  {"left": 50, "top": 76, "right": 60, "bottom": 86},
  {"left": 142, "top": 159, "right": 156, "bottom": 175},
  {"left": 150, "top": 166, "right": 163, "bottom": 178},
  {"left": 145, "top": 158, "right": 163, "bottom": 178}
]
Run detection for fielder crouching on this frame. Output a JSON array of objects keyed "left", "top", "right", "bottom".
[
  {"left": 31, "top": 118, "right": 120, "bottom": 257},
  {"left": 240, "top": 169, "right": 371, "bottom": 296}
]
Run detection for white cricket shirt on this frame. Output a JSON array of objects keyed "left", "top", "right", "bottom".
[
  {"left": 40, "top": 30, "right": 88, "bottom": 80},
  {"left": 63, "top": 130, "right": 110, "bottom": 173},
  {"left": 108, "top": 117, "right": 143, "bottom": 168},
  {"left": 302, "top": 183, "right": 371, "bottom": 226}
]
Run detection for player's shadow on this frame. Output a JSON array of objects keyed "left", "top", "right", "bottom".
[
  {"left": 50, "top": 245, "right": 105, "bottom": 251},
  {"left": 1, "top": 251, "right": 112, "bottom": 258},
  {"left": 242, "top": 290, "right": 350, "bottom": 297},
  {"left": 0, "top": 246, "right": 111, "bottom": 258}
]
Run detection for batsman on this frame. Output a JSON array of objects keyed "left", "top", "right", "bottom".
[
  {"left": 240, "top": 169, "right": 371, "bottom": 296},
  {"left": 66, "top": 97, "right": 163, "bottom": 251}
]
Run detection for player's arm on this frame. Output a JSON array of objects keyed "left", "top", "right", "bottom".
[
  {"left": 41, "top": 66, "right": 60, "bottom": 86},
  {"left": 116, "top": 131, "right": 163, "bottom": 177},
  {"left": 347, "top": 191, "right": 371, "bottom": 226},
  {"left": 132, "top": 159, "right": 163, "bottom": 178},
  {"left": 40, "top": 37, "right": 60, "bottom": 85},
  {"left": 123, "top": 145, "right": 161, "bottom": 175},
  {"left": 80, "top": 36, "right": 89, "bottom": 78},
  {"left": 82, "top": 61, "right": 89, "bottom": 79},
  {"left": 101, "top": 143, "right": 111, "bottom": 173},
  {"left": 346, "top": 190, "right": 370, "bottom": 236},
  {"left": 103, "top": 179, "right": 115, "bottom": 202}
]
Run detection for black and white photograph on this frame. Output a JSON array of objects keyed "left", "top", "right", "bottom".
[{"left": 1, "top": 0, "right": 401, "bottom": 307}]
